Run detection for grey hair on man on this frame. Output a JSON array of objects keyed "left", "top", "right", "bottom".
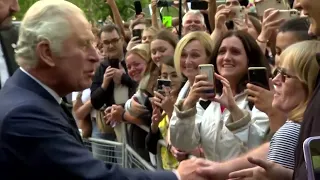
[
  {"left": 182, "top": 10, "right": 205, "bottom": 27},
  {"left": 15, "top": 0, "right": 83, "bottom": 69}
]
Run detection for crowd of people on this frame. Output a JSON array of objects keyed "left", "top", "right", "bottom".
[{"left": 0, "top": 0, "right": 320, "bottom": 179}]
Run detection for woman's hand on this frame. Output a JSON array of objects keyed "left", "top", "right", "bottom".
[
  {"left": 258, "top": 8, "right": 285, "bottom": 43},
  {"left": 214, "top": 5, "right": 230, "bottom": 32},
  {"left": 228, "top": 157, "right": 293, "bottom": 180},
  {"left": 104, "top": 105, "right": 124, "bottom": 124},
  {"left": 151, "top": 105, "right": 163, "bottom": 133},
  {"left": 153, "top": 87, "right": 175, "bottom": 118},
  {"left": 170, "top": 146, "right": 188, "bottom": 162},
  {"left": 126, "top": 36, "right": 141, "bottom": 51},
  {"left": 246, "top": 79, "right": 274, "bottom": 114},
  {"left": 183, "top": 74, "right": 215, "bottom": 110},
  {"left": 213, "top": 73, "right": 237, "bottom": 111}
]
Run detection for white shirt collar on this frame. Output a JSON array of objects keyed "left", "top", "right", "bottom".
[
  {"left": 0, "top": 40, "right": 10, "bottom": 87},
  {"left": 20, "top": 67, "right": 62, "bottom": 104}
]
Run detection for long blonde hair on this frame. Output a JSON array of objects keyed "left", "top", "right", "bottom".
[{"left": 279, "top": 40, "right": 320, "bottom": 122}]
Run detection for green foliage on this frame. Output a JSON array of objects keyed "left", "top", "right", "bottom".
[{"left": 16, "top": 0, "right": 152, "bottom": 22}]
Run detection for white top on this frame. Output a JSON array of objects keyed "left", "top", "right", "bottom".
[
  {"left": 170, "top": 88, "right": 269, "bottom": 161},
  {"left": 0, "top": 40, "right": 10, "bottom": 88},
  {"left": 20, "top": 67, "right": 61, "bottom": 104},
  {"left": 72, "top": 88, "right": 96, "bottom": 118}
]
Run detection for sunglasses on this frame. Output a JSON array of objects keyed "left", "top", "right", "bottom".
[{"left": 273, "top": 67, "right": 298, "bottom": 82}]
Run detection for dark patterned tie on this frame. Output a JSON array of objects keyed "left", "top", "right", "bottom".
[{"left": 60, "top": 100, "right": 83, "bottom": 144}]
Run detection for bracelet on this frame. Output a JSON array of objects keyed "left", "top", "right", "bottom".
[{"left": 256, "top": 38, "right": 268, "bottom": 44}]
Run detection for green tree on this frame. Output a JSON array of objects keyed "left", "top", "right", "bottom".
[{"left": 16, "top": 0, "right": 152, "bottom": 22}]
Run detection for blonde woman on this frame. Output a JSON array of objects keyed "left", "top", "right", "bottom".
[
  {"left": 142, "top": 26, "right": 158, "bottom": 44},
  {"left": 229, "top": 40, "right": 320, "bottom": 180},
  {"left": 170, "top": 31, "right": 270, "bottom": 161}
]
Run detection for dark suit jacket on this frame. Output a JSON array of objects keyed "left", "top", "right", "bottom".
[
  {"left": 91, "top": 60, "right": 137, "bottom": 109},
  {"left": 293, "top": 73, "right": 320, "bottom": 180},
  {"left": 0, "top": 69, "right": 177, "bottom": 180},
  {"left": 0, "top": 26, "right": 19, "bottom": 76}
]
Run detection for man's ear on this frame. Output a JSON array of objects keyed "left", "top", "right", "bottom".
[{"left": 36, "top": 40, "right": 56, "bottom": 67}]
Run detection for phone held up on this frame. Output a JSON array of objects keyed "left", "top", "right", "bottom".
[
  {"left": 199, "top": 64, "right": 215, "bottom": 94},
  {"left": 248, "top": 67, "right": 269, "bottom": 90},
  {"left": 132, "top": 29, "right": 143, "bottom": 42},
  {"left": 134, "top": 0, "right": 142, "bottom": 15},
  {"left": 303, "top": 136, "right": 320, "bottom": 180},
  {"left": 108, "top": 58, "right": 119, "bottom": 69},
  {"left": 157, "top": 79, "right": 171, "bottom": 95}
]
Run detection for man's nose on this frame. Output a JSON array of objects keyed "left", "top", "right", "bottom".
[{"left": 11, "top": 0, "right": 20, "bottom": 13}]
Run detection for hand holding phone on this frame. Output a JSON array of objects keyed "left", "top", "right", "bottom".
[
  {"left": 255, "top": 0, "right": 290, "bottom": 16},
  {"left": 157, "top": 79, "right": 171, "bottom": 95},
  {"left": 132, "top": 29, "right": 143, "bottom": 42},
  {"left": 199, "top": 64, "right": 215, "bottom": 94},
  {"left": 248, "top": 67, "right": 269, "bottom": 90}
]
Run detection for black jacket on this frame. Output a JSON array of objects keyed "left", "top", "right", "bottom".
[{"left": 90, "top": 60, "right": 137, "bottom": 110}]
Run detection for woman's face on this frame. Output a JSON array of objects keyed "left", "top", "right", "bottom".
[
  {"left": 142, "top": 30, "right": 154, "bottom": 44},
  {"left": 161, "top": 64, "right": 182, "bottom": 94},
  {"left": 247, "top": 19, "right": 259, "bottom": 40},
  {"left": 180, "top": 40, "right": 209, "bottom": 80},
  {"left": 125, "top": 53, "right": 147, "bottom": 82},
  {"left": 275, "top": 32, "right": 301, "bottom": 67},
  {"left": 216, "top": 36, "right": 248, "bottom": 82},
  {"left": 151, "top": 39, "right": 175, "bottom": 66},
  {"left": 272, "top": 66, "right": 307, "bottom": 113}
]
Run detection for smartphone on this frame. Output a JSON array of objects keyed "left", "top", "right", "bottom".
[
  {"left": 216, "top": 0, "right": 226, "bottom": 7},
  {"left": 157, "top": 79, "right": 171, "bottom": 95},
  {"left": 134, "top": 0, "right": 142, "bottom": 15},
  {"left": 132, "top": 29, "right": 143, "bottom": 42},
  {"left": 303, "top": 136, "right": 320, "bottom": 180},
  {"left": 157, "top": 0, "right": 173, "bottom": 7},
  {"left": 248, "top": 67, "right": 269, "bottom": 90},
  {"left": 230, "top": 6, "right": 246, "bottom": 20},
  {"left": 191, "top": 1, "right": 208, "bottom": 10},
  {"left": 199, "top": 64, "right": 215, "bottom": 93},
  {"left": 255, "top": 0, "right": 290, "bottom": 16},
  {"left": 108, "top": 58, "right": 119, "bottom": 69},
  {"left": 276, "top": 9, "right": 300, "bottom": 20}
]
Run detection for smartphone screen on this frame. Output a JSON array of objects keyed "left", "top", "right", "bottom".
[
  {"left": 157, "top": 79, "right": 171, "bottom": 95},
  {"left": 310, "top": 139, "right": 320, "bottom": 179},
  {"left": 108, "top": 59, "right": 119, "bottom": 69},
  {"left": 248, "top": 67, "right": 269, "bottom": 90},
  {"left": 132, "top": 29, "right": 142, "bottom": 41},
  {"left": 134, "top": 1, "right": 142, "bottom": 15}
]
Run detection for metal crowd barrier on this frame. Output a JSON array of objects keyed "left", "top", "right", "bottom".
[{"left": 82, "top": 123, "right": 160, "bottom": 170}]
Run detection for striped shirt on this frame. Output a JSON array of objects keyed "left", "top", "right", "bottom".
[{"left": 267, "top": 121, "right": 301, "bottom": 169}]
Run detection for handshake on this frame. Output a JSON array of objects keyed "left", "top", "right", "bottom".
[{"left": 175, "top": 158, "right": 227, "bottom": 180}]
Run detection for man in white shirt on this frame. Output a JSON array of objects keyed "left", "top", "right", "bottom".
[{"left": 0, "top": 0, "right": 20, "bottom": 87}]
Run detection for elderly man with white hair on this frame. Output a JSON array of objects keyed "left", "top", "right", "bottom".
[
  {"left": 182, "top": 10, "right": 207, "bottom": 35},
  {"left": 0, "top": 1, "right": 209, "bottom": 180}
]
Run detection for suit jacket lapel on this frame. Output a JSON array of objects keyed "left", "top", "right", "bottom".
[{"left": 0, "top": 28, "right": 19, "bottom": 76}]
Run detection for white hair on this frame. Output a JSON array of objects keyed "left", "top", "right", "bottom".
[
  {"left": 182, "top": 10, "right": 205, "bottom": 26},
  {"left": 15, "top": 0, "right": 84, "bottom": 68}
]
